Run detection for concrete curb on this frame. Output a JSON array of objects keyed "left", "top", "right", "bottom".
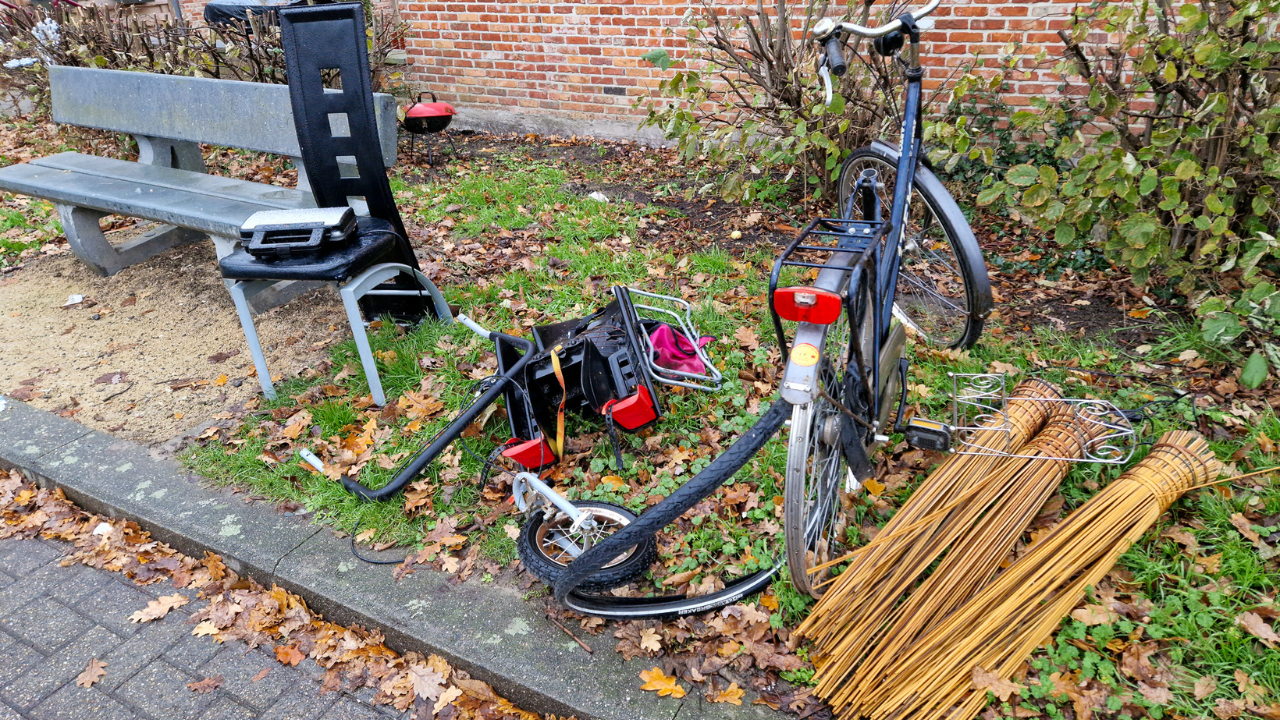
[{"left": 0, "top": 396, "right": 775, "bottom": 720}]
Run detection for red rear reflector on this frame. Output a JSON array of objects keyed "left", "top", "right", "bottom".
[
  {"left": 501, "top": 438, "right": 557, "bottom": 469},
  {"left": 774, "top": 287, "right": 843, "bottom": 324},
  {"left": 603, "top": 385, "right": 659, "bottom": 431}
]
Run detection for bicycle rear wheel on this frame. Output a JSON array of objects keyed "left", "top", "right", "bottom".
[
  {"left": 784, "top": 289, "right": 870, "bottom": 598},
  {"left": 837, "top": 142, "right": 991, "bottom": 350}
]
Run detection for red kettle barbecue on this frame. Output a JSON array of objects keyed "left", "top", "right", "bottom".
[{"left": 403, "top": 92, "right": 457, "bottom": 164}]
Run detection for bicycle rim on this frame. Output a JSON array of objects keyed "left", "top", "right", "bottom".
[
  {"left": 784, "top": 308, "right": 863, "bottom": 598},
  {"left": 838, "top": 151, "right": 974, "bottom": 349}
]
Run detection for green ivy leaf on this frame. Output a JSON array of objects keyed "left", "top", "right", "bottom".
[
  {"left": 641, "top": 49, "right": 673, "bottom": 71},
  {"left": 1205, "top": 194, "right": 1224, "bottom": 214},
  {"left": 1201, "top": 312, "right": 1245, "bottom": 344},
  {"left": 1007, "top": 165, "right": 1039, "bottom": 186},
  {"left": 1240, "top": 351, "right": 1269, "bottom": 389}
]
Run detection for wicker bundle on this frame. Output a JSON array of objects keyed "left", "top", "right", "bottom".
[
  {"left": 802, "top": 402, "right": 1110, "bottom": 718},
  {"left": 796, "top": 379, "right": 1060, "bottom": 658},
  {"left": 852, "top": 431, "right": 1220, "bottom": 720}
]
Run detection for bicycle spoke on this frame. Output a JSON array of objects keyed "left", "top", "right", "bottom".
[{"left": 898, "top": 269, "right": 966, "bottom": 313}]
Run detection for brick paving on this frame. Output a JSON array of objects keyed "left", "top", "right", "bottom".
[{"left": 0, "top": 537, "right": 405, "bottom": 720}]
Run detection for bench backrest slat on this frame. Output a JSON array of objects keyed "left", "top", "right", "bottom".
[{"left": 49, "top": 66, "right": 398, "bottom": 167}]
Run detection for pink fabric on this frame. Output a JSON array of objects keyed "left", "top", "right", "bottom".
[{"left": 649, "top": 324, "right": 712, "bottom": 375}]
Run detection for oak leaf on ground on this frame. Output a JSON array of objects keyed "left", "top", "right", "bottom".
[
  {"left": 1237, "top": 612, "right": 1280, "bottom": 648},
  {"left": 972, "top": 666, "right": 1024, "bottom": 702},
  {"left": 275, "top": 643, "right": 306, "bottom": 666},
  {"left": 75, "top": 659, "right": 106, "bottom": 688},
  {"left": 187, "top": 675, "right": 224, "bottom": 693},
  {"left": 129, "top": 593, "right": 189, "bottom": 623}
]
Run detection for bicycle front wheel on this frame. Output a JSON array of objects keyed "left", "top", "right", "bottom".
[{"left": 837, "top": 142, "right": 992, "bottom": 350}]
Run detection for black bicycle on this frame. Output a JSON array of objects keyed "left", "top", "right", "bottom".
[{"left": 776, "top": 0, "right": 992, "bottom": 596}]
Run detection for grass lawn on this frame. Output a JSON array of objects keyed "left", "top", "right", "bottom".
[{"left": 183, "top": 136, "right": 1280, "bottom": 719}]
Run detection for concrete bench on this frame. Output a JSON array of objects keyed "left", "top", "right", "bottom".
[{"left": 0, "top": 66, "right": 398, "bottom": 303}]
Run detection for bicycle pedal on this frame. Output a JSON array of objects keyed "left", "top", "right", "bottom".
[{"left": 904, "top": 417, "right": 952, "bottom": 453}]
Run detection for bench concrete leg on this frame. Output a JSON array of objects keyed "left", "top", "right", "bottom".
[
  {"left": 56, "top": 204, "right": 202, "bottom": 276},
  {"left": 135, "top": 135, "right": 206, "bottom": 173}
]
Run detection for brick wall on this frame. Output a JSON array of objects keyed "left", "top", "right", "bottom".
[
  {"left": 171, "top": 0, "right": 1080, "bottom": 139},
  {"left": 395, "top": 0, "right": 1082, "bottom": 139}
]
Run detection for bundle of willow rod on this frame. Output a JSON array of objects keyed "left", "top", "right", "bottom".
[
  {"left": 802, "top": 402, "right": 1108, "bottom": 719},
  {"left": 855, "top": 431, "right": 1220, "bottom": 720},
  {"left": 796, "top": 379, "right": 1060, "bottom": 664}
]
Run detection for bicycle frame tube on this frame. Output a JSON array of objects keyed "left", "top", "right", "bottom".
[{"left": 869, "top": 43, "right": 926, "bottom": 425}]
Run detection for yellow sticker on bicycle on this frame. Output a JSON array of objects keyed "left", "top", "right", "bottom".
[{"left": 791, "top": 343, "right": 820, "bottom": 367}]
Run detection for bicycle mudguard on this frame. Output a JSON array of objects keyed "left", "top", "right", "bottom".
[
  {"left": 552, "top": 400, "right": 792, "bottom": 617},
  {"left": 867, "top": 139, "right": 993, "bottom": 323}
]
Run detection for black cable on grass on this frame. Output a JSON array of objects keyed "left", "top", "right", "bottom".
[{"left": 351, "top": 375, "right": 524, "bottom": 566}]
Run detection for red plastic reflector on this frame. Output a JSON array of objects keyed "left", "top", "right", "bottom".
[
  {"left": 774, "top": 287, "right": 843, "bottom": 324},
  {"left": 603, "top": 385, "right": 659, "bottom": 431},
  {"left": 501, "top": 438, "right": 557, "bottom": 469}
]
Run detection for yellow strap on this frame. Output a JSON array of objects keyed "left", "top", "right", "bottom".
[{"left": 549, "top": 345, "right": 567, "bottom": 460}]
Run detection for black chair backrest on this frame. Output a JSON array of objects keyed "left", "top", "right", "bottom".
[{"left": 279, "top": 3, "right": 412, "bottom": 260}]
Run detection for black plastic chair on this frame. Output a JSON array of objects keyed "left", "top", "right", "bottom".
[{"left": 218, "top": 2, "right": 451, "bottom": 405}]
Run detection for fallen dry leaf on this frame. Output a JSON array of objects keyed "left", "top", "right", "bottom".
[
  {"left": 972, "top": 666, "right": 1024, "bottom": 702},
  {"left": 192, "top": 620, "right": 220, "bottom": 637},
  {"left": 187, "top": 675, "right": 224, "bottom": 693},
  {"left": 989, "top": 360, "right": 1021, "bottom": 376},
  {"left": 129, "top": 593, "right": 189, "bottom": 623},
  {"left": 1195, "top": 675, "right": 1218, "bottom": 700},
  {"left": 711, "top": 682, "right": 745, "bottom": 705},
  {"left": 639, "top": 628, "right": 662, "bottom": 653},
  {"left": 409, "top": 664, "right": 447, "bottom": 702},
  {"left": 251, "top": 668, "right": 270, "bottom": 683},
  {"left": 434, "top": 685, "right": 463, "bottom": 714},
  {"left": 734, "top": 326, "right": 759, "bottom": 351},
  {"left": 274, "top": 643, "right": 306, "bottom": 667},
  {"left": 1070, "top": 604, "right": 1119, "bottom": 626},
  {"left": 76, "top": 658, "right": 106, "bottom": 688},
  {"left": 1231, "top": 514, "right": 1262, "bottom": 543},
  {"left": 1237, "top": 612, "right": 1280, "bottom": 648},
  {"left": 1216, "top": 698, "right": 1246, "bottom": 719},
  {"left": 639, "top": 667, "right": 686, "bottom": 698}
]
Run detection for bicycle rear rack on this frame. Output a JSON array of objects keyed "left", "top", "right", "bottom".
[{"left": 767, "top": 216, "right": 890, "bottom": 353}]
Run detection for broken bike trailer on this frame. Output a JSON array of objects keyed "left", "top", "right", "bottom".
[{"left": 340, "top": 287, "right": 729, "bottom": 600}]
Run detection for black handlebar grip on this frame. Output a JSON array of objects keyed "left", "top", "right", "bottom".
[{"left": 825, "top": 36, "right": 848, "bottom": 77}]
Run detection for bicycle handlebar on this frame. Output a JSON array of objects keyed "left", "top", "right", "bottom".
[
  {"left": 824, "top": 36, "right": 847, "bottom": 77},
  {"left": 819, "top": 0, "right": 940, "bottom": 39}
]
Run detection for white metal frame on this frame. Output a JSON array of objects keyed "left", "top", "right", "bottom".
[
  {"left": 947, "top": 372, "right": 1138, "bottom": 465},
  {"left": 226, "top": 262, "right": 452, "bottom": 406}
]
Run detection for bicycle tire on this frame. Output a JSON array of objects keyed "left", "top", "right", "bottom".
[
  {"left": 837, "top": 141, "right": 992, "bottom": 350},
  {"left": 560, "top": 564, "right": 782, "bottom": 620},
  {"left": 552, "top": 400, "right": 791, "bottom": 605},
  {"left": 517, "top": 502, "right": 657, "bottom": 593}
]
